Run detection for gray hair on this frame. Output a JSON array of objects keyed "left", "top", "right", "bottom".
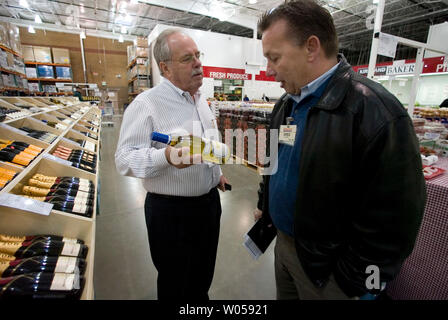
[{"left": 153, "top": 28, "right": 188, "bottom": 74}]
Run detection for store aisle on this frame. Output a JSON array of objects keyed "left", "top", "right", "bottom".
[{"left": 94, "top": 117, "right": 276, "bottom": 300}]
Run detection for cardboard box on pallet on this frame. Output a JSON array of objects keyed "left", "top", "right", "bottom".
[
  {"left": 0, "top": 22, "right": 10, "bottom": 49},
  {"left": 136, "top": 37, "right": 148, "bottom": 48},
  {"left": 136, "top": 47, "right": 148, "bottom": 58},
  {"left": 33, "top": 46, "right": 52, "bottom": 63},
  {"left": 9, "top": 24, "right": 22, "bottom": 55},
  {"left": 52, "top": 48, "right": 70, "bottom": 64},
  {"left": 22, "top": 45, "right": 35, "bottom": 61}
]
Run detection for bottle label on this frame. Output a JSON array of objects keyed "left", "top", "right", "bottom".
[
  {"left": 75, "top": 190, "right": 90, "bottom": 200},
  {"left": 50, "top": 273, "right": 75, "bottom": 291},
  {"left": 61, "top": 243, "right": 81, "bottom": 257},
  {"left": 62, "top": 237, "right": 80, "bottom": 244},
  {"left": 72, "top": 202, "right": 87, "bottom": 214},
  {"left": 55, "top": 256, "right": 77, "bottom": 273}
]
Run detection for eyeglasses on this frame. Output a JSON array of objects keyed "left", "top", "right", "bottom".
[{"left": 166, "top": 52, "right": 203, "bottom": 64}]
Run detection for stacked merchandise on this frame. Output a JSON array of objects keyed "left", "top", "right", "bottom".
[
  {"left": 0, "top": 234, "right": 87, "bottom": 299},
  {"left": 18, "top": 127, "right": 58, "bottom": 144},
  {"left": 216, "top": 102, "right": 272, "bottom": 168},
  {"left": 127, "top": 37, "right": 150, "bottom": 101},
  {"left": 52, "top": 145, "right": 96, "bottom": 173},
  {"left": 0, "top": 167, "right": 17, "bottom": 190},
  {"left": 0, "top": 22, "right": 25, "bottom": 92},
  {"left": 0, "top": 139, "right": 43, "bottom": 167},
  {"left": 21, "top": 173, "right": 95, "bottom": 218}
]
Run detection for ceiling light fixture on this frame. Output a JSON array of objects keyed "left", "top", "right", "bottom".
[
  {"left": 249, "top": 0, "right": 258, "bottom": 4},
  {"left": 34, "top": 15, "right": 42, "bottom": 23},
  {"left": 130, "top": 0, "right": 139, "bottom": 5},
  {"left": 121, "top": 26, "right": 127, "bottom": 34},
  {"left": 20, "top": 0, "right": 29, "bottom": 8},
  {"left": 28, "top": 25, "right": 35, "bottom": 33},
  {"left": 119, "top": 35, "right": 124, "bottom": 43},
  {"left": 80, "top": 30, "right": 86, "bottom": 39}
]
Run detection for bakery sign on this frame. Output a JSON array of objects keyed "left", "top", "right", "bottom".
[
  {"left": 353, "top": 55, "right": 447, "bottom": 76},
  {"left": 356, "top": 63, "right": 415, "bottom": 76}
]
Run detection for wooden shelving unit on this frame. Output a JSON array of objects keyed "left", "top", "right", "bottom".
[{"left": 0, "top": 96, "right": 101, "bottom": 300}]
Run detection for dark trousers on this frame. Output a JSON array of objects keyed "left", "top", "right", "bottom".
[{"left": 144, "top": 187, "right": 222, "bottom": 300}]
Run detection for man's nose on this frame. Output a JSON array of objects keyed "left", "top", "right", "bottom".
[{"left": 266, "top": 64, "right": 276, "bottom": 77}]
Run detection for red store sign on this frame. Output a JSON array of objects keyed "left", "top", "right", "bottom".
[
  {"left": 353, "top": 56, "right": 447, "bottom": 76},
  {"left": 202, "top": 66, "right": 277, "bottom": 82}
]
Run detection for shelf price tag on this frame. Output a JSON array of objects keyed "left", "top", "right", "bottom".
[
  {"left": 43, "top": 153, "right": 73, "bottom": 167},
  {"left": 0, "top": 193, "right": 53, "bottom": 216}
]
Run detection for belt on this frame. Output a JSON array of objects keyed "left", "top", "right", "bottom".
[{"left": 147, "top": 187, "right": 217, "bottom": 202}]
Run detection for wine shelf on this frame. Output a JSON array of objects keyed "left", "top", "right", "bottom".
[{"left": 0, "top": 95, "right": 101, "bottom": 300}]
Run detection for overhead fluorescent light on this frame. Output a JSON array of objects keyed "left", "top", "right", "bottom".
[
  {"left": 20, "top": 0, "right": 29, "bottom": 8},
  {"left": 80, "top": 30, "right": 86, "bottom": 39},
  {"left": 80, "top": 4, "right": 85, "bottom": 13},
  {"left": 35, "top": 15, "right": 42, "bottom": 24},
  {"left": 249, "top": 0, "right": 258, "bottom": 4},
  {"left": 121, "top": 26, "right": 127, "bottom": 34},
  {"left": 119, "top": 35, "right": 124, "bottom": 43},
  {"left": 373, "top": 0, "right": 379, "bottom": 4},
  {"left": 28, "top": 25, "right": 35, "bottom": 33}
]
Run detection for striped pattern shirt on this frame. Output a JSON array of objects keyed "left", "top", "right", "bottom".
[{"left": 115, "top": 78, "right": 222, "bottom": 196}]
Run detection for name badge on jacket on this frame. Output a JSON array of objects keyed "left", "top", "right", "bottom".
[{"left": 279, "top": 125, "right": 297, "bottom": 146}]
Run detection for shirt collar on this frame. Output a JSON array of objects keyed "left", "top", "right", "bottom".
[
  {"left": 162, "top": 77, "right": 201, "bottom": 103},
  {"left": 289, "top": 61, "right": 340, "bottom": 104}
]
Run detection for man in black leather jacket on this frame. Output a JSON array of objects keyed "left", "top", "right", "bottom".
[{"left": 254, "top": 0, "right": 425, "bottom": 299}]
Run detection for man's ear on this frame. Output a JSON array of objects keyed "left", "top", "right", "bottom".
[
  {"left": 159, "top": 61, "right": 169, "bottom": 77},
  {"left": 305, "top": 35, "right": 321, "bottom": 62}
]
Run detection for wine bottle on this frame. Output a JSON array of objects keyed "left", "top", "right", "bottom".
[
  {"left": 0, "top": 240, "right": 88, "bottom": 259},
  {"left": 71, "top": 162, "right": 96, "bottom": 173},
  {"left": 1, "top": 143, "right": 40, "bottom": 157},
  {"left": 0, "top": 147, "right": 36, "bottom": 160},
  {"left": 25, "top": 195, "right": 94, "bottom": 207},
  {"left": 0, "top": 253, "right": 15, "bottom": 262},
  {"left": 27, "top": 179, "right": 94, "bottom": 194},
  {"left": 0, "top": 234, "right": 84, "bottom": 245},
  {"left": 151, "top": 131, "right": 230, "bottom": 164},
  {"left": 0, "top": 139, "right": 43, "bottom": 153},
  {"left": 0, "top": 149, "right": 32, "bottom": 166},
  {"left": 0, "top": 272, "right": 84, "bottom": 299},
  {"left": 0, "top": 255, "right": 86, "bottom": 277},
  {"left": 22, "top": 186, "right": 94, "bottom": 200},
  {"left": 31, "top": 174, "right": 93, "bottom": 188}
]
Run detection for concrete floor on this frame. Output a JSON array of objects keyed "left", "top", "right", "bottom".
[{"left": 93, "top": 116, "right": 276, "bottom": 300}]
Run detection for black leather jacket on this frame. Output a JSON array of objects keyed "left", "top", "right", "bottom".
[{"left": 257, "top": 55, "right": 426, "bottom": 297}]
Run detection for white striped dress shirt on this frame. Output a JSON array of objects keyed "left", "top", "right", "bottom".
[{"left": 115, "top": 78, "right": 222, "bottom": 196}]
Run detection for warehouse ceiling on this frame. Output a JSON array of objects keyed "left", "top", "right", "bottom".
[{"left": 0, "top": 0, "right": 447, "bottom": 65}]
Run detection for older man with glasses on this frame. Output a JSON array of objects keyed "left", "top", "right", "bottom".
[{"left": 115, "top": 29, "right": 229, "bottom": 300}]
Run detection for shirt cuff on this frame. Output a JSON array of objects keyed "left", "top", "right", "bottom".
[{"left": 151, "top": 147, "right": 170, "bottom": 169}]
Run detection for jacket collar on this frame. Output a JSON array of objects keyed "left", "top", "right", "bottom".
[{"left": 313, "top": 53, "right": 353, "bottom": 111}]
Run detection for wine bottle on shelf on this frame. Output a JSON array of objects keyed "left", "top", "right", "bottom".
[
  {"left": 0, "top": 147, "right": 36, "bottom": 160},
  {"left": 24, "top": 195, "right": 94, "bottom": 207},
  {"left": 0, "top": 272, "right": 85, "bottom": 299},
  {"left": 0, "top": 253, "right": 15, "bottom": 262},
  {"left": 0, "top": 255, "right": 87, "bottom": 277},
  {"left": 0, "top": 234, "right": 84, "bottom": 245},
  {"left": 0, "top": 140, "right": 42, "bottom": 156},
  {"left": 0, "top": 140, "right": 43, "bottom": 153},
  {"left": 22, "top": 186, "right": 94, "bottom": 200},
  {"left": 71, "top": 162, "right": 96, "bottom": 173},
  {"left": 19, "top": 127, "right": 57, "bottom": 144},
  {"left": 27, "top": 178, "right": 94, "bottom": 194},
  {"left": 151, "top": 131, "right": 230, "bottom": 164},
  {"left": 0, "top": 149, "right": 33, "bottom": 166},
  {"left": 52, "top": 151, "right": 96, "bottom": 166},
  {"left": 31, "top": 174, "right": 93, "bottom": 188},
  {"left": 0, "top": 240, "right": 88, "bottom": 259}
]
